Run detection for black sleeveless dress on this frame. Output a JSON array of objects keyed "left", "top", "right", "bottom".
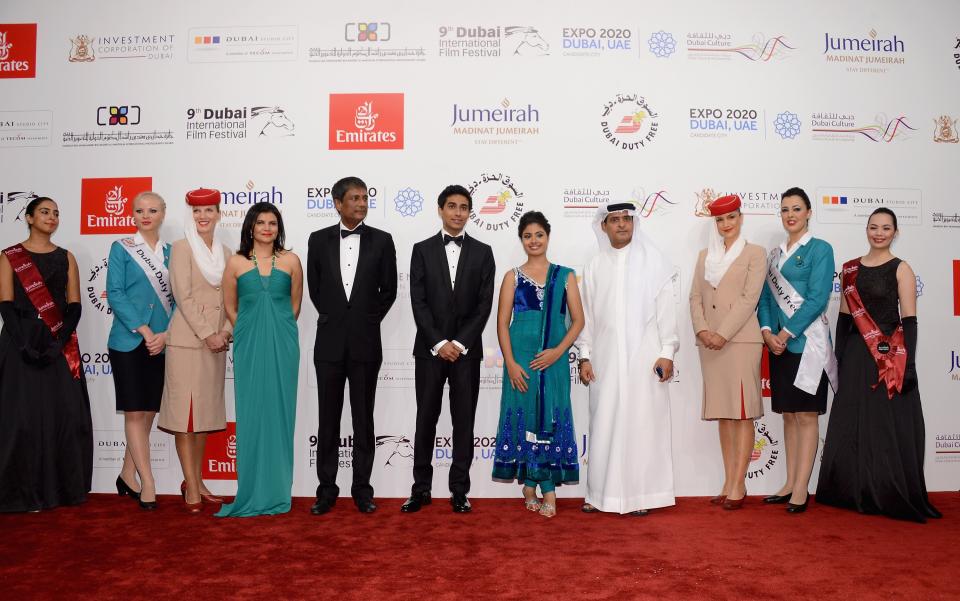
[
  {"left": 0, "top": 247, "right": 93, "bottom": 512},
  {"left": 816, "top": 258, "right": 940, "bottom": 522}
]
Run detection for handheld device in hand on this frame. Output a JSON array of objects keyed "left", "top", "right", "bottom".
[{"left": 654, "top": 365, "right": 664, "bottom": 379}]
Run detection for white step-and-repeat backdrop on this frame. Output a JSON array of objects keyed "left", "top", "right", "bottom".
[{"left": 2, "top": 0, "right": 958, "bottom": 498}]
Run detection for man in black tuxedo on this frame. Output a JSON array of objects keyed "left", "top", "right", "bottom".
[
  {"left": 307, "top": 176, "right": 397, "bottom": 515},
  {"left": 401, "top": 185, "right": 495, "bottom": 513}
]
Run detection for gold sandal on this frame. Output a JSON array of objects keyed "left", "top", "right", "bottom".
[{"left": 539, "top": 503, "right": 556, "bottom": 518}]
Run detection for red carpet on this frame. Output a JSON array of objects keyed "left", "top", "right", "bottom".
[{"left": 1, "top": 493, "right": 956, "bottom": 600}]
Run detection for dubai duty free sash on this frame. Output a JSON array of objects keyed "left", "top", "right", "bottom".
[
  {"left": 2, "top": 244, "right": 81, "bottom": 379},
  {"left": 765, "top": 248, "right": 838, "bottom": 394},
  {"left": 118, "top": 237, "right": 173, "bottom": 318},
  {"left": 841, "top": 258, "right": 906, "bottom": 399}
]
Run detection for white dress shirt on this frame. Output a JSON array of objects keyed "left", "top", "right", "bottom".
[
  {"left": 339, "top": 221, "right": 362, "bottom": 300},
  {"left": 431, "top": 229, "right": 468, "bottom": 356}
]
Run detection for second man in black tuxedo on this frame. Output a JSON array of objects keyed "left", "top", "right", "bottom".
[
  {"left": 401, "top": 185, "right": 495, "bottom": 513},
  {"left": 307, "top": 176, "right": 397, "bottom": 515}
]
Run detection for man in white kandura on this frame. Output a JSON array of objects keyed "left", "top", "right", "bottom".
[{"left": 577, "top": 202, "right": 679, "bottom": 516}]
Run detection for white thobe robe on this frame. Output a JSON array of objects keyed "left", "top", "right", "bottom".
[{"left": 578, "top": 246, "right": 679, "bottom": 513}]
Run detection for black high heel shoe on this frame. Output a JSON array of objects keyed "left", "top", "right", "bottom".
[
  {"left": 116, "top": 475, "right": 141, "bottom": 501},
  {"left": 139, "top": 497, "right": 158, "bottom": 510},
  {"left": 763, "top": 493, "right": 792, "bottom": 504},
  {"left": 786, "top": 497, "right": 809, "bottom": 514}
]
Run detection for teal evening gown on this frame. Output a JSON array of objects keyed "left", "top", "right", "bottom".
[{"left": 216, "top": 260, "right": 299, "bottom": 517}]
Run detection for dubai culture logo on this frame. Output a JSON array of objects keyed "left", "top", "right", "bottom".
[
  {"left": 686, "top": 31, "right": 794, "bottom": 61},
  {"left": 647, "top": 31, "right": 676, "bottom": 58},
  {"left": 600, "top": 94, "right": 659, "bottom": 150},
  {"left": 811, "top": 112, "right": 915, "bottom": 142},
  {"left": 933, "top": 115, "right": 959, "bottom": 143},
  {"left": 630, "top": 188, "right": 676, "bottom": 217},
  {"left": 774, "top": 111, "right": 801, "bottom": 139},
  {"left": 393, "top": 187, "right": 424, "bottom": 217}
]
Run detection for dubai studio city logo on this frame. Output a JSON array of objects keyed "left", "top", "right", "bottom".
[
  {"left": 561, "top": 26, "right": 633, "bottom": 57},
  {"left": 822, "top": 29, "right": 905, "bottom": 74},
  {"left": 187, "top": 26, "right": 297, "bottom": 63},
  {"left": 438, "top": 25, "right": 549, "bottom": 58},
  {"left": 63, "top": 105, "right": 174, "bottom": 147},
  {"left": 185, "top": 105, "right": 295, "bottom": 142},
  {"left": 647, "top": 30, "right": 677, "bottom": 58},
  {"left": 694, "top": 187, "right": 781, "bottom": 216},
  {"left": 0, "top": 110, "right": 53, "bottom": 148},
  {"left": 600, "top": 94, "right": 659, "bottom": 151},
  {"left": 80, "top": 177, "right": 152, "bottom": 234},
  {"left": 933, "top": 115, "right": 959, "bottom": 143},
  {"left": 816, "top": 187, "right": 922, "bottom": 226},
  {"left": 811, "top": 111, "right": 915, "bottom": 142},
  {"left": 309, "top": 21, "right": 426, "bottom": 63},
  {"left": 69, "top": 32, "right": 175, "bottom": 62},
  {"left": 0, "top": 24, "right": 37, "bottom": 78},
  {"left": 773, "top": 111, "right": 802, "bottom": 139},
  {"left": 393, "top": 187, "right": 424, "bottom": 217},
  {"left": 686, "top": 31, "right": 794, "bottom": 61},
  {"left": 688, "top": 107, "right": 763, "bottom": 138},
  {"left": 329, "top": 93, "right": 404, "bottom": 150},
  {"left": 468, "top": 172, "right": 525, "bottom": 233},
  {"left": 450, "top": 98, "right": 541, "bottom": 145}
]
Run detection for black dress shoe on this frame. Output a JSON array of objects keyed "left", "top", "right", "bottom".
[
  {"left": 116, "top": 475, "right": 140, "bottom": 501},
  {"left": 786, "top": 498, "right": 808, "bottom": 514},
  {"left": 310, "top": 498, "right": 335, "bottom": 515},
  {"left": 138, "top": 498, "right": 157, "bottom": 510},
  {"left": 629, "top": 509, "right": 650, "bottom": 517},
  {"left": 400, "top": 492, "right": 432, "bottom": 513},
  {"left": 763, "top": 493, "right": 792, "bottom": 504},
  {"left": 450, "top": 493, "right": 472, "bottom": 513},
  {"left": 355, "top": 498, "right": 378, "bottom": 514}
]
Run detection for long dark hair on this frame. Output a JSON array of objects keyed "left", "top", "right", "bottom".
[{"left": 238, "top": 202, "right": 287, "bottom": 257}]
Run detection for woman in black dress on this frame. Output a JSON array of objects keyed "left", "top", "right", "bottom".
[
  {"left": 816, "top": 208, "right": 940, "bottom": 522},
  {"left": 0, "top": 197, "right": 93, "bottom": 512}
]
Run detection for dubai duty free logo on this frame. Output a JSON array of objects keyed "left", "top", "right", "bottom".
[{"left": 600, "top": 94, "right": 659, "bottom": 150}]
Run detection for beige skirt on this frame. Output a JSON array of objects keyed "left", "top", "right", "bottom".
[
  {"left": 158, "top": 344, "right": 227, "bottom": 433},
  {"left": 699, "top": 342, "right": 763, "bottom": 420}
]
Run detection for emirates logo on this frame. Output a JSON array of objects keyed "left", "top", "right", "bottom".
[{"left": 104, "top": 185, "right": 127, "bottom": 216}]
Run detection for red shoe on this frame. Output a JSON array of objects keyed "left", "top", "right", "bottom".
[
  {"left": 200, "top": 493, "right": 224, "bottom": 504},
  {"left": 722, "top": 496, "right": 745, "bottom": 510},
  {"left": 709, "top": 495, "right": 727, "bottom": 505}
]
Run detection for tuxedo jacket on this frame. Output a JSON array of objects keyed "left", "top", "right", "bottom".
[
  {"left": 410, "top": 232, "right": 496, "bottom": 360},
  {"left": 307, "top": 223, "right": 398, "bottom": 362}
]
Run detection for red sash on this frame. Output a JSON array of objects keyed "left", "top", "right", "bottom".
[
  {"left": 840, "top": 258, "right": 906, "bottom": 399},
  {"left": 2, "top": 244, "right": 82, "bottom": 379}
]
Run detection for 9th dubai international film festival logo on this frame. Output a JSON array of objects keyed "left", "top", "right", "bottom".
[
  {"left": 468, "top": 172, "right": 525, "bottom": 233},
  {"left": 438, "top": 25, "right": 549, "bottom": 58},
  {"left": 600, "top": 94, "right": 659, "bottom": 151},
  {"left": 686, "top": 31, "right": 794, "bottom": 61},
  {"left": 185, "top": 105, "right": 295, "bottom": 142}
]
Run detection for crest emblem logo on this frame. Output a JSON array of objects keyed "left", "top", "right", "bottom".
[
  {"left": 694, "top": 188, "right": 718, "bottom": 217},
  {"left": 69, "top": 35, "right": 95, "bottom": 62},
  {"left": 933, "top": 115, "right": 959, "bottom": 143}
]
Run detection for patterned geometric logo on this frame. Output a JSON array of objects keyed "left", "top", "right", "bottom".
[
  {"left": 193, "top": 35, "right": 221, "bottom": 45},
  {"left": 647, "top": 31, "right": 676, "bottom": 58},
  {"left": 393, "top": 187, "right": 424, "bottom": 217},
  {"left": 345, "top": 22, "right": 391, "bottom": 42},
  {"left": 97, "top": 105, "right": 141, "bottom": 126},
  {"left": 822, "top": 195, "right": 848, "bottom": 205},
  {"left": 774, "top": 111, "right": 801, "bottom": 139}
]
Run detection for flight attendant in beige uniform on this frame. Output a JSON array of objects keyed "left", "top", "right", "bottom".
[
  {"left": 689, "top": 194, "right": 766, "bottom": 510},
  {"left": 159, "top": 188, "right": 233, "bottom": 513}
]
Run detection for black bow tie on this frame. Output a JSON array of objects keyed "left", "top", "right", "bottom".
[
  {"left": 443, "top": 234, "right": 463, "bottom": 247},
  {"left": 341, "top": 226, "right": 363, "bottom": 239}
]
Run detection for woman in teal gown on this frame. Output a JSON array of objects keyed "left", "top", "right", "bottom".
[
  {"left": 492, "top": 211, "right": 585, "bottom": 518},
  {"left": 216, "top": 202, "right": 303, "bottom": 517}
]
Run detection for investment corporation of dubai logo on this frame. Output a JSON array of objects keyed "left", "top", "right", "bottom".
[
  {"left": 816, "top": 187, "right": 922, "bottom": 226},
  {"left": 187, "top": 26, "right": 297, "bottom": 62},
  {"left": 561, "top": 26, "right": 633, "bottom": 57},
  {"left": 85, "top": 256, "right": 111, "bottom": 316},
  {"left": 686, "top": 31, "right": 794, "bottom": 61},
  {"left": 933, "top": 115, "right": 959, "bottom": 143},
  {"left": 647, "top": 31, "right": 677, "bottom": 58},
  {"left": 80, "top": 177, "right": 152, "bottom": 234},
  {"left": 203, "top": 422, "right": 237, "bottom": 480},
  {"left": 468, "top": 172, "right": 525, "bottom": 233},
  {"left": 694, "top": 187, "right": 781, "bottom": 216},
  {"left": 393, "top": 188, "right": 424, "bottom": 217},
  {"left": 822, "top": 29, "right": 905, "bottom": 74},
  {"left": 438, "top": 25, "right": 549, "bottom": 58},
  {"left": 748, "top": 418, "right": 780, "bottom": 479},
  {"left": 0, "top": 110, "right": 52, "bottom": 148},
  {"left": 773, "top": 111, "right": 802, "bottom": 139},
  {"left": 63, "top": 104, "right": 174, "bottom": 147},
  {"left": 0, "top": 24, "right": 37, "bottom": 78},
  {"left": 329, "top": 93, "right": 404, "bottom": 150},
  {"left": 68, "top": 32, "right": 175, "bottom": 62},
  {"left": 811, "top": 111, "right": 915, "bottom": 142},
  {"left": 185, "top": 105, "right": 295, "bottom": 142},
  {"left": 688, "top": 107, "right": 763, "bottom": 138},
  {"left": 600, "top": 94, "right": 659, "bottom": 150},
  {"left": 310, "top": 22, "right": 425, "bottom": 63},
  {"left": 450, "top": 98, "right": 540, "bottom": 145}
]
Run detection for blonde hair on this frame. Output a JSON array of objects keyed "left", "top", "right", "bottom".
[{"left": 134, "top": 191, "right": 166, "bottom": 210}]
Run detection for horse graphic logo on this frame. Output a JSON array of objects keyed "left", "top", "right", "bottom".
[
  {"left": 0, "top": 191, "right": 39, "bottom": 224},
  {"left": 69, "top": 35, "right": 95, "bottom": 62},
  {"left": 375, "top": 435, "right": 414, "bottom": 467},
  {"left": 104, "top": 186, "right": 127, "bottom": 216},
  {"left": 0, "top": 31, "right": 12, "bottom": 61},
  {"left": 250, "top": 106, "right": 295, "bottom": 137},
  {"left": 505, "top": 26, "right": 549, "bottom": 56}
]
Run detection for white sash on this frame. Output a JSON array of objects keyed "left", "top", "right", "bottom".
[
  {"left": 765, "top": 248, "right": 838, "bottom": 394},
  {"left": 119, "top": 237, "right": 173, "bottom": 318}
]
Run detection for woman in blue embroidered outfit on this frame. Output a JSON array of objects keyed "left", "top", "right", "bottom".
[{"left": 493, "top": 211, "right": 585, "bottom": 518}]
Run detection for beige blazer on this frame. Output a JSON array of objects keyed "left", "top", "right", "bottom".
[
  {"left": 689, "top": 243, "right": 765, "bottom": 344},
  {"left": 166, "top": 239, "right": 233, "bottom": 348}
]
